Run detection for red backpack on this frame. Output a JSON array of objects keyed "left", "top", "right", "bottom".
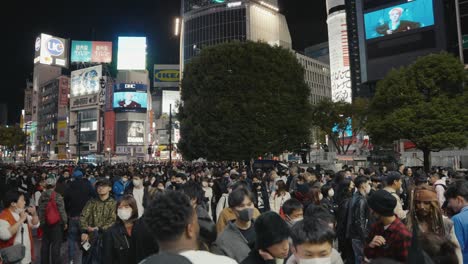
[{"left": 45, "top": 192, "right": 61, "bottom": 226}]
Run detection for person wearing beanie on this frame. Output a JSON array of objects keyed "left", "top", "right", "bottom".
[
  {"left": 383, "top": 171, "right": 408, "bottom": 220},
  {"left": 37, "top": 174, "right": 68, "bottom": 264},
  {"left": 364, "top": 189, "right": 412, "bottom": 263},
  {"left": 64, "top": 169, "right": 95, "bottom": 264},
  {"left": 240, "top": 212, "right": 290, "bottom": 264}
]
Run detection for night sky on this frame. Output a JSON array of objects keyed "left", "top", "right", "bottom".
[{"left": 1, "top": 0, "right": 327, "bottom": 124}]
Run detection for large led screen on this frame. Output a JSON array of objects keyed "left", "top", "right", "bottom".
[
  {"left": 116, "top": 121, "right": 145, "bottom": 145},
  {"left": 117, "top": 37, "right": 147, "bottom": 70},
  {"left": 364, "top": 0, "right": 434, "bottom": 40},
  {"left": 113, "top": 92, "right": 148, "bottom": 112}
]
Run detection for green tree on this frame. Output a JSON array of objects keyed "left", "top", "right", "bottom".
[
  {"left": 310, "top": 98, "right": 368, "bottom": 154},
  {"left": 178, "top": 41, "right": 312, "bottom": 161},
  {"left": 366, "top": 53, "right": 468, "bottom": 171},
  {"left": 0, "top": 126, "right": 27, "bottom": 151}
]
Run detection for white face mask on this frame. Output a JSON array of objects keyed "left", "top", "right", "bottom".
[
  {"left": 202, "top": 182, "right": 209, "bottom": 187},
  {"left": 117, "top": 208, "right": 133, "bottom": 221},
  {"left": 15, "top": 207, "right": 25, "bottom": 214},
  {"left": 328, "top": 189, "right": 334, "bottom": 197},
  {"left": 298, "top": 257, "right": 331, "bottom": 264},
  {"left": 290, "top": 217, "right": 303, "bottom": 225},
  {"left": 133, "top": 179, "right": 142, "bottom": 187},
  {"left": 318, "top": 193, "right": 324, "bottom": 201}
]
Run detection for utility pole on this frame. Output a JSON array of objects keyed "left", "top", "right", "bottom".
[
  {"left": 169, "top": 104, "right": 172, "bottom": 164},
  {"left": 23, "top": 124, "right": 29, "bottom": 163},
  {"left": 77, "top": 112, "right": 81, "bottom": 163}
]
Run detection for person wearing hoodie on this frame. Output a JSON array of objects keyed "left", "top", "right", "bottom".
[
  {"left": 37, "top": 174, "right": 68, "bottom": 264},
  {"left": 64, "top": 169, "right": 95, "bottom": 264},
  {"left": 113, "top": 174, "right": 131, "bottom": 201},
  {"left": 286, "top": 218, "right": 343, "bottom": 264},
  {"left": 240, "top": 212, "right": 290, "bottom": 264}
]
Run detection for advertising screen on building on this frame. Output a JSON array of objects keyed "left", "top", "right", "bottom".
[
  {"left": 71, "top": 41, "right": 113, "bottom": 63},
  {"left": 154, "top": 65, "right": 180, "bottom": 87},
  {"left": 162, "top": 90, "right": 181, "bottom": 114},
  {"left": 71, "top": 65, "right": 103, "bottom": 97},
  {"left": 364, "top": 0, "right": 435, "bottom": 40},
  {"left": 116, "top": 121, "right": 145, "bottom": 145},
  {"left": 34, "top": 33, "right": 69, "bottom": 68},
  {"left": 113, "top": 92, "right": 148, "bottom": 112},
  {"left": 117, "top": 37, "right": 147, "bottom": 70}
]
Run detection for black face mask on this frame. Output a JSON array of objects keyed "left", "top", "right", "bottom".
[{"left": 253, "top": 182, "right": 261, "bottom": 190}]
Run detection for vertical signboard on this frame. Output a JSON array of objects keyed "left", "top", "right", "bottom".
[
  {"left": 58, "top": 77, "right": 69, "bottom": 107},
  {"left": 327, "top": 11, "right": 352, "bottom": 103},
  {"left": 104, "top": 111, "right": 115, "bottom": 151}
]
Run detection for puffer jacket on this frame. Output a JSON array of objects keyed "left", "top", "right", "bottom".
[
  {"left": 38, "top": 189, "right": 68, "bottom": 226},
  {"left": 80, "top": 197, "right": 116, "bottom": 241}
]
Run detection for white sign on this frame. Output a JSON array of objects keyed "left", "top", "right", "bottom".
[
  {"left": 117, "top": 37, "right": 147, "bottom": 70},
  {"left": 71, "top": 65, "right": 103, "bottom": 97},
  {"left": 327, "top": 11, "right": 352, "bottom": 103},
  {"left": 162, "top": 90, "right": 181, "bottom": 114}
]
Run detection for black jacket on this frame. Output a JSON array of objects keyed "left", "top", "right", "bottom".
[
  {"left": 196, "top": 205, "right": 217, "bottom": 250},
  {"left": 64, "top": 178, "right": 95, "bottom": 217},
  {"left": 252, "top": 184, "right": 270, "bottom": 212},
  {"left": 103, "top": 219, "right": 158, "bottom": 264},
  {"left": 240, "top": 250, "right": 276, "bottom": 264},
  {"left": 346, "top": 192, "right": 369, "bottom": 241},
  {"left": 124, "top": 185, "right": 150, "bottom": 209}
]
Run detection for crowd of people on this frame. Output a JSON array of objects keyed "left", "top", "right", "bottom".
[{"left": 0, "top": 161, "right": 467, "bottom": 264}]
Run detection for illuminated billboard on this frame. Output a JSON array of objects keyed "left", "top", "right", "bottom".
[
  {"left": 71, "top": 65, "right": 102, "bottom": 97},
  {"left": 364, "top": 0, "right": 435, "bottom": 40},
  {"left": 34, "top": 33, "right": 69, "bottom": 68},
  {"left": 113, "top": 92, "right": 148, "bottom": 112},
  {"left": 117, "top": 37, "right": 147, "bottom": 70},
  {"left": 154, "top": 65, "right": 180, "bottom": 88},
  {"left": 116, "top": 121, "right": 145, "bottom": 145},
  {"left": 71, "top": 41, "right": 113, "bottom": 63}
]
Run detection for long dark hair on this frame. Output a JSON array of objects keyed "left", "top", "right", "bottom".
[{"left": 335, "top": 179, "right": 353, "bottom": 205}]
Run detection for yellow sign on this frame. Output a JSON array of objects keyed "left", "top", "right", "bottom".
[{"left": 154, "top": 69, "right": 180, "bottom": 82}]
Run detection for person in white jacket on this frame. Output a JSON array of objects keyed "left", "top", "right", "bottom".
[{"left": 269, "top": 180, "right": 291, "bottom": 214}]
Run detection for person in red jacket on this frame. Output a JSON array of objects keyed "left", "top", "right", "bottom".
[{"left": 0, "top": 190, "right": 40, "bottom": 264}]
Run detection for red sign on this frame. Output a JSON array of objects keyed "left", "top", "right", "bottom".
[
  {"left": 59, "top": 77, "right": 69, "bottom": 106},
  {"left": 92, "top": 42, "right": 112, "bottom": 63},
  {"left": 104, "top": 111, "right": 115, "bottom": 152}
]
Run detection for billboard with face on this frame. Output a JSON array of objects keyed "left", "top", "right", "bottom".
[
  {"left": 116, "top": 121, "right": 145, "bottom": 145},
  {"left": 34, "top": 33, "right": 69, "bottom": 68},
  {"left": 113, "top": 92, "right": 148, "bottom": 112},
  {"left": 71, "top": 65, "right": 103, "bottom": 97}
]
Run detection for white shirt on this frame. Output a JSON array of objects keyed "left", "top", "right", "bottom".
[
  {"left": 0, "top": 211, "right": 39, "bottom": 264},
  {"left": 133, "top": 188, "right": 145, "bottom": 218},
  {"left": 180, "top": 250, "right": 237, "bottom": 264},
  {"left": 203, "top": 187, "right": 213, "bottom": 220}
]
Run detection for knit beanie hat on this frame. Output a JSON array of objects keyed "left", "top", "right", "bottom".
[
  {"left": 255, "top": 211, "right": 290, "bottom": 249},
  {"left": 73, "top": 170, "right": 83, "bottom": 178},
  {"left": 368, "top": 190, "right": 397, "bottom": 217}
]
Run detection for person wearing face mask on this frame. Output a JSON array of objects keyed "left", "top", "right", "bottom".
[
  {"left": 213, "top": 188, "right": 257, "bottom": 262},
  {"left": 113, "top": 174, "right": 131, "bottom": 201},
  {"left": 124, "top": 174, "right": 149, "bottom": 218},
  {"left": 0, "top": 190, "right": 40, "bottom": 264},
  {"left": 201, "top": 177, "right": 214, "bottom": 218},
  {"left": 320, "top": 184, "right": 337, "bottom": 216},
  {"left": 383, "top": 172, "right": 407, "bottom": 220},
  {"left": 282, "top": 198, "right": 304, "bottom": 227},
  {"left": 444, "top": 180, "right": 468, "bottom": 262},
  {"left": 345, "top": 176, "right": 371, "bottom": 264},
  {"left": 287, "top": 218, "right": 343, "bottom": 264},
  {"left": 142, "top": 191, "right": 236, "bottom": 264},
  {"left": 241, "top": 212, "right": 290, "bottom": 264},
  {"left": 251, "top": 176, "right": 271, "bottom": 213},
  {"left": 103, "top": 195, "right": 157, "bottom": 264}
]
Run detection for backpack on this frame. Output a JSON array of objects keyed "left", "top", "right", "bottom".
[{"left": 45, "top": 192, "right": 61, "bottom": 226}]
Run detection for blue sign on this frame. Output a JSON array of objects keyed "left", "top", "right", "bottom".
[
  {"left": 114, "top": 83, "right": 147, "bottom": 92},
  {"left": 47, "top": 38, "right": 65, "bottom": 56}
]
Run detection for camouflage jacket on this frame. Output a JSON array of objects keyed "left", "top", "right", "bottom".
[
  {"left": 79, "top": 196, "right": 116, "bottom": 235},
  {"left": 38, "top": 189, "right": 68, "bottom": 226}
]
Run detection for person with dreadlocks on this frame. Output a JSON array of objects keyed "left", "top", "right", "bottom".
[{"left": 406, "top": 185, "right": 463, "bottom": 263}]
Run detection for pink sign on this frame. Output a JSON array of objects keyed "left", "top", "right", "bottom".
[{"left": 92, "top": 41, "right": 112, "bottom": 63}]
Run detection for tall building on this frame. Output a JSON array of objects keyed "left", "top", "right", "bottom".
[
  {"left": 326, "top": 0, "right": 352, "bottom": 103},
  {"left": 181, "top": 0, "right": 292, "bottom": 65},
  {"left": 295, "top": 53, "right": 331, "bottom": 104},
  {"left": 304, "top": 42, "right": 330, "bottom": 65},
  {"left": 23, "top": 81, "right": 33, "bottom": 124},
  {"left": 0, "top": 104, "right": 7, "bottom": 126}
]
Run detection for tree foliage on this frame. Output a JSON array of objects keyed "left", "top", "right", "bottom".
[
  {"left": 178, "top": 41, "right": 312, "bottom": 161},
  {"left": 0, "top": 126, "right": 26, "bottom": 151},
  {"left": 366, "top": 53, "right": 468, "bottom": 171},
  {"left": 311, "top": 98, "right": 369, "bottom": 154}
]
